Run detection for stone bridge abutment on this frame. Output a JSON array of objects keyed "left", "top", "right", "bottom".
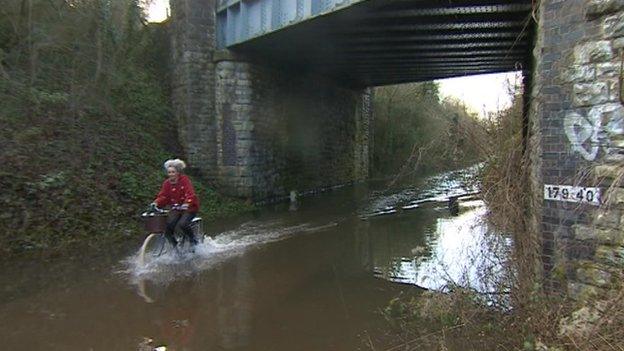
[
  {"left": 213, "top": 53, "right": 372, "bottom": 199},
  {"left": 529, "top": 0, "right": 624, "bottom": 298}
]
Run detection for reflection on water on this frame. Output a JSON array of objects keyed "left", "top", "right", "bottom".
[
  {"left": 361, "top": 163, "right": 481, "bottom": 217},
  {"left": 362, "top": 164, "right": 510, "bottom": 302},
  {"left": 371, "top": 203, "right": 510, "bottom": 295},
  {"left": 0, "top": 165, "right": 510, "bottom": 350}
]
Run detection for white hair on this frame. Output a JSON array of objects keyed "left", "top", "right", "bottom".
[{"left": 164, "top": 159, "right": 187, "bottom": 173}]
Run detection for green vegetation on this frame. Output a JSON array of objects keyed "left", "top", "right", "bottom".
[
  {"left": 377, "top": 85, "right": 624, "bottom": 350},
  {"left": 372, "top": 81, "right": 486, "bottom": 180},
  {"left": 0, "top": 0, "right": 251, "bottom": 256}
]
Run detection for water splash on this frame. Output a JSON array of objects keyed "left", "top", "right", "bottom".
[{"left": 119, "top": 219, "right": 339, "bottom": 297}]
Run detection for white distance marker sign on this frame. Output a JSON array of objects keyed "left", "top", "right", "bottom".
[{"left": 544, "top": 184, "right": 601, "bottom": 206}]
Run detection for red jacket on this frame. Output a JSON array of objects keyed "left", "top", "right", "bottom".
[{"left": 154, "top": 175, "right": 200, "bottom": 213}]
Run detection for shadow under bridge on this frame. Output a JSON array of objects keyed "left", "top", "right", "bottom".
[{"left": 217, "top": 0, "right": 535, "bottom": 86}]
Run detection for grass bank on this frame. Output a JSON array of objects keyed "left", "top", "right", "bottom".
[{"left": 0, "top": 1, "right": 252, "bottom": 257}]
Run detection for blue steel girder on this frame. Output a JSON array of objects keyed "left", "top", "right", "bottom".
[{"left": 217, "top": 0, "right": 364, "bottom": 48}]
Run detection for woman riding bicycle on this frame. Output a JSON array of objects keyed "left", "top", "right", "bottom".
[{"left": 150, "top": 159, "right": 200, "bottom": 248}]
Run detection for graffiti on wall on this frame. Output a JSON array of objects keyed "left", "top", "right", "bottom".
[{"left": 564, "top": 103, "right": 624, "bottom": 161}]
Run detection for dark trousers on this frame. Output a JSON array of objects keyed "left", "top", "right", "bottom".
[{"left": 165, "top": 211, "right": 197, "bottom": 247}]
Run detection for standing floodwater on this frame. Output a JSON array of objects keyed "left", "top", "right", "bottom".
[{"left": 0, "top": 166, "right": 508, "bottom": 350}]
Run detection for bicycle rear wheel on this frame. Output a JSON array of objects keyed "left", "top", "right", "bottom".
[
  {"left": 175, "top": 233, "right": 198, "bottom": 253},
  {"left": 138, "top": 233, "right": 166, "bottom": 266}
]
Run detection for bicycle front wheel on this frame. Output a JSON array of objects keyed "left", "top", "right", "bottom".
[{"left": 138, "top": 233, "right": 166, "bottom": 267}]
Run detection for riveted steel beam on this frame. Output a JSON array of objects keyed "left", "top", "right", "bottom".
[
  {"left": 361, "top": 66, "right": 514, "bottom": 74},
  {"left": 328, "top": 50, "right": 527, "bottom": 58},
  {"left": 339, "top": 31, "right": 528, "bottom": 44},
  {"left": 342, "top": 40, "right": 526, "bottom": 52},
  {"left": 324, "top": 54, "right": 525, "bottom": 64},
  {"left": 312, "top": 49, "right": 528, "bottom": 60},
  {"left": 364, "top": 68, "right": 514, "bottom": 77},
  {"left": 330, "top": 60, "right": 521, "bottom": 69},
  {"left": 359, "top": 4, "right": 532, "bottom": 18},
  {"left": 335, "top": 20, "right": 527, "bottom": 34},
  {"left": 346, "top": 63, "right": 517, "bottom": 74}
]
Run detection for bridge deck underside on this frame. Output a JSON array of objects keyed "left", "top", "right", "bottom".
[{"left": 222, "top": 0, "right": 534, "bottom": 86}]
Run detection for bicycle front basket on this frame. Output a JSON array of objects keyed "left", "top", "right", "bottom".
[{"left": 141, "top": 212, "right": 167, "bottom": 233}]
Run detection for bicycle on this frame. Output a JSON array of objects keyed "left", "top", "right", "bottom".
[{"left": 139, "top": 206, "right": 204, "bottom": 267}]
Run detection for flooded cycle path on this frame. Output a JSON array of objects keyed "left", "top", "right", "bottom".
[{"left": 0, "top": 165, "right": 508, "bottom": 350}]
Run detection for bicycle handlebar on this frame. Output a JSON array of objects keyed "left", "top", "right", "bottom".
[
  {"left": 145, "top": 203, "right": 167, "bottom": 214},
  {"left": 144, "top": 203, "right": 188, "bottom": 215}
]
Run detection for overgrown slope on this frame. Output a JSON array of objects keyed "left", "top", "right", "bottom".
[
  {"left": 0, "top": 0, "right": 250, "bottom": 255},
  {"left": 372, "top": 82, "right": 487, "bottom": 179}
]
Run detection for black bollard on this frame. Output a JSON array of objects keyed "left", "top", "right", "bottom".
[{"left": 448, "top": 197, "right": 459, "bottom": 216}]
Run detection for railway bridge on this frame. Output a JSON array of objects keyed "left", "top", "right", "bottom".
[{"left": 170, "top": 0, "right": 624, "bottom": 297}]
